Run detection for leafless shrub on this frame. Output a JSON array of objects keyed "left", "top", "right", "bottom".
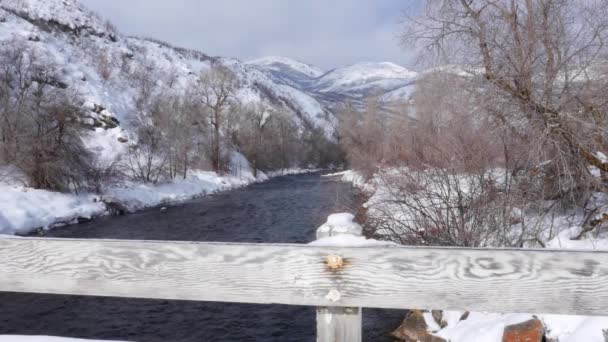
[
  {"left": 367, "top": 167, "right": 536, "bottom": 247},
  {"left": 87, "top": 158, "right": 124, "bottom": 194},
  {"left": 0, "top": 41, "right": 93, "bottom": 192},
  {"left": 125, "top": 116, "right": 167, "bottom": 185},
  {"left": 125, "top": 92, "right": 200, "bottom": 183}
]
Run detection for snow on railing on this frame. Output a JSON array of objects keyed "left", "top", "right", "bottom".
[{"left": 1, "top": 214, "right": 608, "bottom": 342}]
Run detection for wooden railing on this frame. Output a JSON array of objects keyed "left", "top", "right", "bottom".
[{"left": 1, "top": 216, "right": 608, "bottom": 341}]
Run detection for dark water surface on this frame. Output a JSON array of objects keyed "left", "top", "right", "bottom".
[{"left": 0, "top": 173, "right": 404, "bottom": 341}]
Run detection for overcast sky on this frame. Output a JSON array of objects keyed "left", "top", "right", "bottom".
[{"left": 80, "top": 0, "right": 419, "bottom": 70}]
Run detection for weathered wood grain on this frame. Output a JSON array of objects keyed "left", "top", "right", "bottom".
[
  {"left": 316, "top": 307, "right": 361, "bottom": 342},
  {"left": 316, "top": 217, "right": 362, "bottom": 342},
  {"left": 1, "top": 237, "right": 608, "bottom": 316}
]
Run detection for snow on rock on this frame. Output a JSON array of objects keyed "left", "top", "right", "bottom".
[
  {"left": 312, "top": 212, "right": 395, "bottom": 246},
  {"left": 432, "top": 312, "right": 535, "bottom": 342},
  {"left": 0, "top": 337, "right": 126, "bottom": 342},
  {"left": 0, "top": 184, "right": 105, "bottom": 235},
  {"left": 316, "top": 213, "right": 363, "bottom": 237},
  {"left": 426, "top": 311, "right": 608, "bottom": 342}
]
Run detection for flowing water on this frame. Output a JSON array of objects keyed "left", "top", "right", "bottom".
[{"left": 0, "top": 173, "right": 404, "bottom": 341}]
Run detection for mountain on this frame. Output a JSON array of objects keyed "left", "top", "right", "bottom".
[
  {"left": 247, "top": 58, "right": 418, "bottom": 106},
  {"left": 0, "top": 0, "right": 418, "bottom": 166},
  {"left": 245, "top": 56, "right": 324, "bottom": 88},
  {"left": 311, "top": 62, "right": 417, "bottom": 98}
]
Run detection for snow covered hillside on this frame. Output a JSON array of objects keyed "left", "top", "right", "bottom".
[
  {"left": 0, "top": 0, "right": 347, "bottom": 235},
  {"left": 311, "top": 62, "right": 418, "bottom": 98},
  {"left": 247, "top": 58, "right": 419, "bottom": 105},
  {"left": 0, "top": 0, "right": 336, "bottom": 141},
  {"left": 245, "top": 56, "right": 324, "bottom": 88}
]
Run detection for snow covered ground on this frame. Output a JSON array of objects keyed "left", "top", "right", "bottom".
[
  {"left": 338, "top": 169, "right": 608, "bottom": 341},
  {"left": 0, "top": 185, "right": 106, "bottom": 235},
  {"left": 422, "top": 311, "right": 608, "bottom": 342}
]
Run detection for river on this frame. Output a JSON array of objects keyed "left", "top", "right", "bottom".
[{"left": 0, "top": 173, "right": 404, "bottom": 341}]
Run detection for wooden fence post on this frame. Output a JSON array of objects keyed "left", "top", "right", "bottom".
[{"left": 315, "top": 213, "right": 363, "bottom": 342}]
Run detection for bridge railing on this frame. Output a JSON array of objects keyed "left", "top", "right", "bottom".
[{"left": 1, "top": 215, "right": 607, "bottom": 342}]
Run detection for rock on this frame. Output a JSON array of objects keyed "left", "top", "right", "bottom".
[
  {"left": 117, "top": 137, "right": 129, "bottom": 143},
  {"left": 431, "top": 310, "right": 448, "bottom": 329},
  {"left": 392, "top": 310, "right": 447, "bottom": 342},
  {"left": 76, "top": 216, "right": 92, "bottom": 224},
  {"left": 502, "top": 318, "right": 545, "bottom": 342},
  {"left": 101, "top": 196, "right": 129, "bottom": 216},
  {"left": 92, "top": 103, "right": 105, "bottom": 114}
]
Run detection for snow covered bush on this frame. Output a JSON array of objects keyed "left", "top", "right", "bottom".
[{"left": 367, "top": 167, "right": 539, "bottom": 247}]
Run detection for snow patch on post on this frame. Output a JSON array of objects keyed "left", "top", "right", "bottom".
[
  {"left": 312, "top": 213, "right": 395, "bottom": 247},
  {"left": 315, "top": 213, "right": 363, "bottom": 342},
  {"left": 316, "top": 213, "right": 362, "bottom": 239}
]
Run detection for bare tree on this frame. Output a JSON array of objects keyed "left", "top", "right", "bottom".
[
  {"left": 126, "top": 114, "right": 168, "bottom": 185},
  {"left": 0, "top": 41, "right": 93, "bottom": 192},
  {"left": 235, "top": 103, "right": 274, "bottom": 177},
  {"left": 196, "top": 64, "right": 239, "bottom": 172},
  {"left": 337, "top": 99, "right": 387, "bottom": 177},
  {"left": 125, "top": 91, "right": 199, "bottom": 183},
  {"left": 264, "top": 109, "right": 303, "bottom": 170},
  {"left": 403, "top": 0, "right": 608, "bottom": 204}
]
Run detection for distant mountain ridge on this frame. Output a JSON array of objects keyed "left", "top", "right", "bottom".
[{"left": 246, "top": 57, "right": 419, "bottom": 105}]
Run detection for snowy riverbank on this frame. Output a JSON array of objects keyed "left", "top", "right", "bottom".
[
  {"left": 0, "top": 168, "right": 320, "bottom": 236},
  {"left": 335, "top": 169, "right": 608, "bottom": 342}
]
